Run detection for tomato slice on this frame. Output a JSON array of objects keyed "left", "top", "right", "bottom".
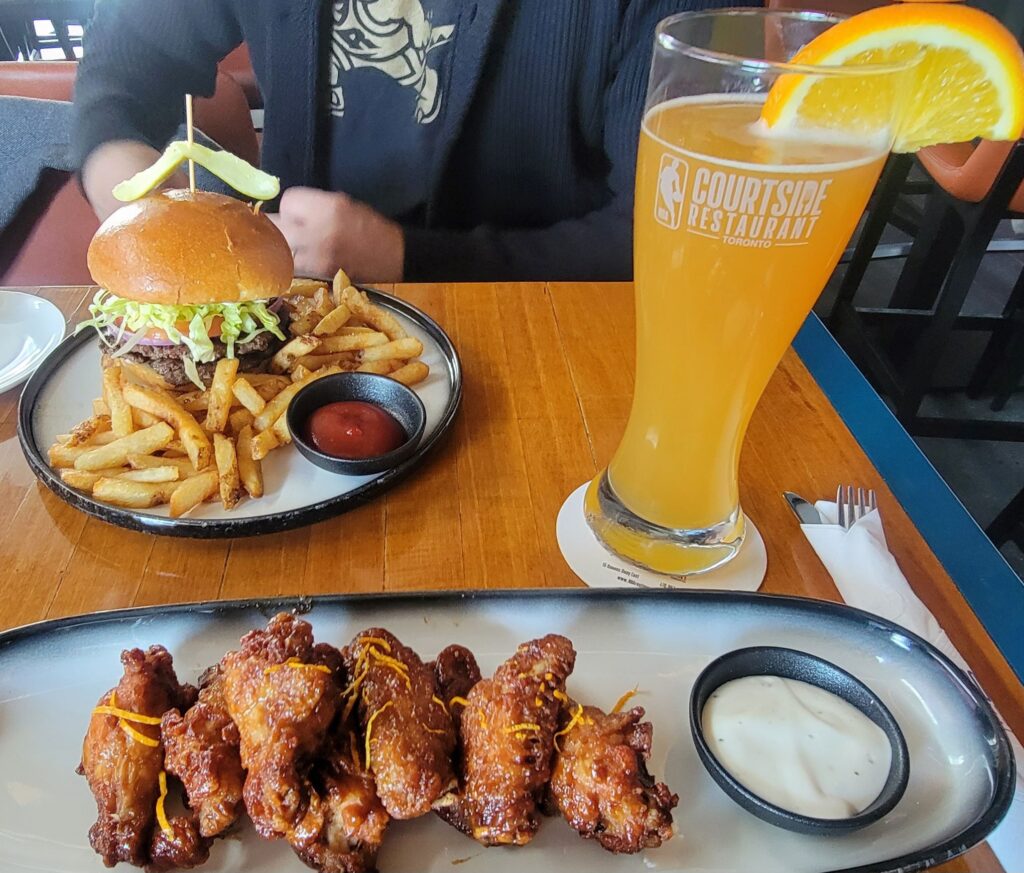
[{"left": 116, "top": 316, "right": 223, "bottom": 341}]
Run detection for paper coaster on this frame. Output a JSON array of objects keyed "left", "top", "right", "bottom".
[{"left": 556, "top": 483, "right": 767, "bottom": 591}]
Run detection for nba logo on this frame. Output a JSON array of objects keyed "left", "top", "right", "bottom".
[{"left": 655, "top": 153, "right": 687, "bottom": 230}]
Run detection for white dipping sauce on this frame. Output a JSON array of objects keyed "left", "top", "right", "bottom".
[{"left": 702, "top": 675, "right": 892, "bottom": 819}]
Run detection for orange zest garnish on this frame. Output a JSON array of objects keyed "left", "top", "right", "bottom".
[
  {"left": 341, "top": 667, "right": 369, "bottom": 699},
  {"left": 364, "top": 701, "right": 394, "bottom": 772},
  {"left": 356, "top": 636, "right": 393, "bottom": 653},
  {"left": 366, "top": 648, "right": 412, "bottom": 690},
  {"left": 534, "top": 696, "right": 543, "bottom": 707},
  {"left": 424, "top": 726, "right": 449, "bottom": 736},
  {"left": 448, "top": 696, "right": 470, "bottom": 708},
  {"left": 120, "top": 719, "right": 160, "bottom": 747},
  {"left": 552, "top": 689, "right": 570, "bottom": 704},
  {"left": 264, "top": 656, "right": 332, "bottom": 675},
  {"left": 611, "top": 687, "right": 639, "bottom": 714},
  {"left": 155, "top": 771, "right": 173, "bottom": 838},
  {"left": 432, "top": 695, "right": 448, "bottom": 713},
  {"left": 93, "top": 704, "right": 162, "bottom": 725},
  {"left": 504, "top": 722, "right": 541, "bottom": 734},
  {"left": 554, "top": 703, "right": 585, "bottom": 752}
]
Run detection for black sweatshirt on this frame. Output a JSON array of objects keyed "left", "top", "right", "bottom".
[{"left": 73, "top": 0, "right": 739, "bottom": 281}]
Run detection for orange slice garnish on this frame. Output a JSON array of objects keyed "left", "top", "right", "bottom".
[{"left": 762, "top": 4, "right": 1024, "bottom": 152}]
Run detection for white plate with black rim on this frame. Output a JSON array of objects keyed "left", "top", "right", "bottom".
[
  {"left": 15, "top": 288, "right": 461, "bottom": 537},
  {"left": 0, "top": 289, "right": 66, "bottom": 395},
  {"left": 0, "top": 589, "right": 1014, "bottom": 873}
]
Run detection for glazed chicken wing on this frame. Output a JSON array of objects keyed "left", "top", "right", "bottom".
[
  {"left": 435, "top": 634, "right": 576, "bottom": 846},
  {"left": 341, "top": 629, "right": 456, "bottom": 819},
  {"left": 161, "top": 665, "right": 245, "bottom": 838},
  {"left": 549, "top": 704, "right": 678, "bottom": 853},
  {"left": 293, "top": 716, "right": 390, "bottom": 873},
  {"left": 432, "top": 644, "right": 481, "bottom": 735},
  {"left": 220, "top": 613, "right": 340, "bottom": 847},
  {"left": 78, "top": 645, "right": 201, "bottom": 868}
]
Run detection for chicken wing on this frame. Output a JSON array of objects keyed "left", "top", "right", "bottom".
[
  {"left": 341, "top": 628, "right": 456, "bottom": 819},
  {"left": 293, "top": 715, "right": 391, "bottom": 873},
  {"left": 549, "top": 704, "right": 678, "bottom": 853},
  {"left": 432, "top": 644, "right": 481, "bottom": 735},
  {"left": 435, "top": 634, "right": 576, "bottom": 846},
  {"left": 220, "top": 613, "right": 340, "bottom": 847},
  {"left": 161, "top": 665, "right": 245, "bottom": 838},
  {"left": 78, "top": 646, "right": 198, "bottom": 868}
]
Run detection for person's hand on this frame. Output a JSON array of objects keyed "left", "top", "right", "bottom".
[{"left": 270, "top": 188, "right": 405, "bottom": 283}]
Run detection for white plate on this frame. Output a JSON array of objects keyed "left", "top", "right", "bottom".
[
  {"left": 17, "top": 289, "right": 460, "bottom": 536},
  {"left": 0, "top": 290, "right": 65, "bottom": 395},
  {"left": 0, "top": 590, "right": 1013, "bottom": 873}
]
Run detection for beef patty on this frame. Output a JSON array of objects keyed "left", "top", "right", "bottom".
[{"left": 99, "top": 314, "right": 287, "bottom": 388}]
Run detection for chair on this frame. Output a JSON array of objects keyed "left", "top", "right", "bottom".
[
  {"left": 0, "top": 61, "right": 259, "bottom": 286},
  {"left": 829, "top": 140, "right": 1024, "bottom": 439}
]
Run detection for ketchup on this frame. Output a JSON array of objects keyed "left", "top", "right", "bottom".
[{"left": 306, "top": 401, "right": 406, "bottom": 459}]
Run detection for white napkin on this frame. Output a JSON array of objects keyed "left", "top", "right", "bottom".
[{"left": 802, "top": 501, "right": 1023, "bottom": 869}]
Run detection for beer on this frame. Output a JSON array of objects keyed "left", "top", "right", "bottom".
[{"left": 586, "top": 96, "right": 886, "bottom": 573}]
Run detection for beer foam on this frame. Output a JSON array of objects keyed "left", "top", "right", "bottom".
[{"left": 643, "top": 94, "right": 889, "bottom": 175}]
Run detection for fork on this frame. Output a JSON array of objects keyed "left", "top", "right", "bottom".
[{"left": 835, "top": 485, "right": 878, "bottom": 530}]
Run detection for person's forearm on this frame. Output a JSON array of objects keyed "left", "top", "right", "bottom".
[{"left": 82, "top": 140, "right": 187, "bottom": 220}]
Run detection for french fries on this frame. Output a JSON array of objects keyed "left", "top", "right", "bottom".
[
  {"left": 205, "top": 358, "right": 239, "bottom": 434},
  {"left": 60, "top": 467, "right": 129, "bottom": 491},
  {"left": 253, "top": 365, "right": 342, "bottom": 432},
  {"left": 49, "top": 266, "right": 431, "bottom": 517},
  {"left": 128, "top": 454, "right": 197, "bottom": 475},
  {"left": 231, "top": 377, "right": 266, "bottom": 415},
  {"left": 236, "top": 425, "right": 263, "bottom": 498},
  {"left": 389, "top": 361, "right": 430, "bottom": 387},
  {"left": 331, "top": 268, "right": 352, "bottom": 307},
  {"left": 74, "top": 422, "right": 175, "bottom": 471},
  {"left": 228, "top": 407, "right": 255, "bottom": 436},
  {"left": 119, "top": 466, "right": 180, "bottom": 483},
  {"left": 121, "top": 382, "right": 212, "bottom": 472},
  {"left": 355, "top": 359, "right": 394, "bottom": 375},
  {"left": 341, "top": 285, "right": 408, "bottom": 340},
  {"left": 63, "top": 415, "right": 112, "bottom": 447},
  {"left": 271, "top": 414, "right": 292, "bottom": 446},
  {"left": 93, "top": 477, "right": 179, "bottom": 509},
  {"left": 288, "top": 278, "right": 330, "bottom": 298},
  {"left": 169, "top": 468, "right": 219, "bottom": 518},
  {"left": 213, "top": 433, "right": 243, "bottom": 509},
  {"left": 359, "top": 337, "right": 423, "bottom": 363},
  {"left": 271, "top": 335, "right": 321, "bottom": 374},
  {"left": 313, "top": 303, "right": 351, "bottom": 336},
  {"left": 103, "top": 365, "right": 135, "bottom": 438},
  {"left": 118, "top": 358, "right": 172, "bottom": 390},
  {"left": 250, "top": 427, "right": 280, "bottom": 462},
  {"left": 317, "top": 331, "right": 389, "bottom": 353}
]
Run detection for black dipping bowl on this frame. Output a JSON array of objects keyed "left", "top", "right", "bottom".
[
  {"left": 690, "top": 646, "right": 910, "bottom": 836},
  {"left": 287, "top": 372, "right": 426, "bottom": 476}
]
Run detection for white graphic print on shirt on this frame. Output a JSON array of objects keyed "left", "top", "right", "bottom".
[{"left": 330, "top": 0, "right": 455, "bottom": 123}]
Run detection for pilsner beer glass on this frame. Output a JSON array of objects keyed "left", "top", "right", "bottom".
[{"left": 585, "top": 9, "right": 914, "bottom": 576}]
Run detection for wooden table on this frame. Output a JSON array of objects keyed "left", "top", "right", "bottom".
[{"left": 1, "top": 283, "right": 1020, "bottom": 872}]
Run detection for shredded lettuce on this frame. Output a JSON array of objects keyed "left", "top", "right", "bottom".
[{"left": 76, "top": 289, "right": 285, "bottom": 365}]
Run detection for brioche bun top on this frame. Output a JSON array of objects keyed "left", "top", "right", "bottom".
[{"left": 88, "top": 190, "right": 293, "bottom": 305}]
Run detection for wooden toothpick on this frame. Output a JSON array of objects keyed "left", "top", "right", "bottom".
[{"left": 185, "top": 93, "right": 196, "bottom": 194}]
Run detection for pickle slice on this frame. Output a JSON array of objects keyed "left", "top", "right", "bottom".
[{"left": 112, "top": 141, "right": 280, "bottom": 202}]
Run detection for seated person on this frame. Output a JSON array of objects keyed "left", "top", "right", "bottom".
[{"left": 73, "top": 0, "right": 739, "bottom": 283}]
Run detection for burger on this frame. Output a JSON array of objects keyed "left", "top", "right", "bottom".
[{"left": 78, "top": 189, "right": 293, "bottom": 389}]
